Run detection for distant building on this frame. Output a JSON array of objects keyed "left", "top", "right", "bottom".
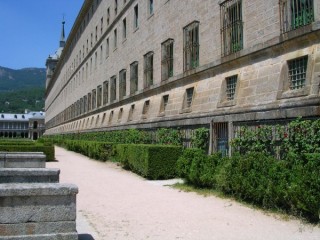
[
  {"left": 45, "top": 0, "right": 320, "bottom": 155},
  {"left": 0, "top": 111, "right": 45, "bottom": 140}
]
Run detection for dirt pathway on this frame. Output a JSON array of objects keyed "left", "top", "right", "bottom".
[{"left": 48, "top": 146, "right": 320, "bottom": 240}]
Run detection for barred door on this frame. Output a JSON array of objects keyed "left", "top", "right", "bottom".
[{"left": 213, "top": 122, "right": 229, "bottom": 156}]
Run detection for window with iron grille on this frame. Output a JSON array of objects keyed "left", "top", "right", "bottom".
[
  {"left": 220, "top": 0, "right": 243, "bottom": 56},
  {"left": 144, "top": 52, "right": 154, "bottom": 88},
  {"left": 103, "top": 81, "right": 109, "bottom": 105},
  {"left": 128, "top": 104, "right": 135, "bottom": 121},
  {"left": 97, "top": 85, "right": 102, "bottom": 107},
  {"left": 185, "top": 87, "right": 194, "bottom": 108},
  {"left": 142, "top": 100, "right": 150, "bottom": 115},
  {"left": 288, "top": 56, "right": 308, "bottom": 90},
  {"left": 130, "top": 61, "right": 138, "bottom": 94},
  {"left": 160, "top": 94, "right": 169, "bottom": 113},
  {"left": 184, "top": 21, "right": 199, "bottom": 71},
  {"left": 119, "top": 69, "right": 127, "bottom": 100},
  {"left": 280, "top": 0, "right": 314, "bottom": 33},
  {"left": 226, "top": 75, "right": 237, "bottom": 100},
  {"left": 110, "top": 76, "right": 117, "bottom": 102},
  {"left": 92, "top": 89, "right": 97, "bottom": 109},
  {"left": 161, "top": 39, "right": 174, "bottom": 81}
]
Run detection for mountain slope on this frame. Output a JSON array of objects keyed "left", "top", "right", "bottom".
[{"left": 0, "top": 66, "right": 46, "bottom": 92}]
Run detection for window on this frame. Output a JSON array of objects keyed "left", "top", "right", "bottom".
[
  {"left": 115, "top": 0, "right": 118, "bottom": 15},
  {"left": 100, "top": 45, "right": 103, "bottom": 63},
  {"left": 185, "top": 87, "right": 194, "bottom": 108},
  {"left": 97, "top": 85, "right": 102, "bottom": 107},
  {"left": 91, "top": 33, "right": 93, "bottom": 47},
  {"left": 161, "top": 39, "right": 174, "bottom": 81},
  {"left": 84, "top": 95, "right": 87, "bottom": 113},
  {"left": 288, "top": 56, "right": 308, "bottom": 89},
  {"left": 128, "top": 104, "right": 135, "bottom": 121},
  {"left": 110, "top": 75, "right": 117, "bottom": 102},
  {"left": 148, "top": 0, "right": 154, "bottom": 15},
  {"left": 118, "top": 70, "right": 127, "bottom": 100},
  {"left": 88, "top": 92, "right": 92, "bottom": 111},
  {"left": 108, "top": 110, "right": 114, "bottom": 124},
  {"left": 94, "top": 52, "right": 98, "bottom": 69},
  {"left": 142, "top": 100, "right": 150, "bottom": 116},
  {"left": 184, "top": 21, "right": 199, "bottom": 71},
  {"left": 106, "top": 38, "right": 109, "bottom": 58},
  {"left": 95, "top": 26, "right": 98, "bottom": 42},
  {"left": 220, "top": 0, "right": 243, "bottom": 56},
  {"left": 114, "top": 29, "right": 117, "bottom": 49},
  {"left": 103, "top": 81, "right": 109, "bottom": 105},
  {"left": 118, "top": 108, "right": 123, "bottom": 122},
  {"left": 226, "top": 75, "right": 237, "bottom": 100},
  {"left": 130, "top": 61, "right": 138, "bottom": 94},
  {"left": 100, "top": 17, "right": 103, "bottom": 34},
  {"left": 107, "top": 8, "right": 110, "bottom": 25},
  {"left": 134, "top": 5, "right": 139, "bottom": 29},
  {"left": 123, "top": 18, "right": 127, "bottom": 40},
  {"left": 92, "top": 89, "right": 97, "bottom": 109},
  {"left": 160, "top": 94, "right": 169, "bottom": 114},
  {"left": 280, "top": 0, "right": 314, "bottom": 33},
  {"left": 144, "top": 52, "right": 154, "bottom": 88}
]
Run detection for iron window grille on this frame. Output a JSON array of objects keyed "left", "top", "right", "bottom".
[
  {"left": 103, "top": 81, "right": 109, "bottom": 105},
  {"left": 184, "top": 21, "right": 199, "bottom": 71},
  {"left": 130, "top": 62, "right": 138, "bottom": 94},
  {"left": 119, "top": 69, "right": 127, "bottom": 100},
  {"left": 161, "top": 39, "right": 174, "bottom": 81},
  {"left": 220, "top": 0, "right": 243, "bottom": 56},
  {"left": 144, "top": 52, "right": 154, "bottom": 88},
  {"left": 226, "top": 75, "right": 237, "bottom": 100},
  {"left": 280, "top": 0, "right": 314, "bottom": 33},
  {"left": 288, "top": 56, "right": 308, "bottom": 90},
  {"left": 110, "top": 76, "right": 117, "bottom": 102}
]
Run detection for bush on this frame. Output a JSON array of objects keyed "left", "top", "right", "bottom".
[
  {"left": 156, "top": 128, "right": 182, "bottom": 146},
  {"left": 116, "top": 144, "right": 182, "bottom": 180},
  {"left": 191, "top": 128, "right": 210, "bottom": 152}
]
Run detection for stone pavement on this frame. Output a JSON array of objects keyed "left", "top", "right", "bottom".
[{"left": 48, "top": 146, "right": 320, "bottom": 240}]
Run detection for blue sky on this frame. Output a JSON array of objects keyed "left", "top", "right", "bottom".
[{"left": 0, "top": 0, "right": 84, "bottom": 70}]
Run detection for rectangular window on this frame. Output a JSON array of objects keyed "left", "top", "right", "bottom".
[
  {"left": 130, "top": 61, "right": 138, "bottom": 94},
  {"left": 110, "top": 75, "right": 117, "bottom": 102},
  {"left": 128, "top": 104, "right": 134, "bottom": 121},
  {"left": 94, "top": 52, "right": 98, "bottom": 69},
  {"left": 123, "top": 18, "right": 127, "bottom": 40},
  {"left": 220, "top": 0, "right": 243, "bottom": 56},
  {"left": 144, "top": 52, "right": 154, "bottom": 88},
  {"left": 142, "top": 100, "right": 150, "bottom": 115},
  {"left": 95, "top": 26, "right": 98, "bottom": 42},
  {"left": 84, "top": 95, "right": 87, "bottom": 113},
  {"left": 280, "top": 0, "right": 314, "bottom": 33},
  {"left": 114, "top": 29, "right": 117, "bottom": 49},
  {"left": 160, "top": 94, "right": 169, "bottom": 114},
  {"left": 92, "top": 89, "right": 97, "bottom": 109},
  {"left": 106, "top": 38, "right": 109, "bottom": 58},
  {"left": 288, "top": 56, "right": 308, "bottom": 89},
  {"left": 100, "top": 45, "right": 103, "bottom": 63},
  {"left": 226, "top": 75, "right": 238, "bottom": 100},
  {"left": 161, "top": 39, "right": 174, "bottom": 81},
  {"left": 108, "top": 110, "right": 114, "bottom": 124},
  {"left": 88, "top": 92, "right": 92, "bottom": 111},
  {"left": 100, "top": 17, "right": 103, "bottom": 34},
  {"left": 134, "top": 5, "right": 139, "bottom": 29},
  {"left": 149, "top": 0, "right": 154, "bottom": 15},
  {"left": 115, "top": 0, "right": 118, "bottom": 15},
  {"left": 184, "top": 21, "right": 199, "bottom": 71},
  {"left": 119, "top": 69, "right": 127, "bottom": 100},
  {"left": 185, "top": 87, "right": 194, "bottom": 108},
  {"left": 107, "top": 8, "right": 110, "bottom": 25},
  {"left": 97, "top": 85, "right": 102, "bottom": 107},
  {"left": 103, "top": 80, "right": 109, "bottom": 105}
]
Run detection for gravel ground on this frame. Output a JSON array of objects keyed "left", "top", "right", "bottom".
[{"left": 47, "top": 146, "right": 320, "bottom": 240}]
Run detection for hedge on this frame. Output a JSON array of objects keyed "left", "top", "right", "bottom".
[
  {"left": 116, "top": 144, "right": 183, "bottom": 180},
  {"left": 0, "top": 143, "right": 55, "bottom": 161}
]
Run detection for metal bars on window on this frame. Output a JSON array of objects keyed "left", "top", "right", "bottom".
[
  {"left": 280, "top": 0, "right": 314, "bottom": 33},
  {"left": 288, "top": 56, "right": 308, "bottom": 89},
  {"left": 184, "top": 21, "right": 199, "bottom": 71},
  {"left": 213, "top": 122, "right": 229, "bottom": 157},
  {"left": 161, "top": 39, "right": 174, "bottom": 81},
  {"left": 226, "top": 75, "right": 237, "bottom": 100},
  {"left": 144, "top": 52, "right": 154, "bottom": 88},
  {"left": 220, "top": 0, "right": 243, "bottom": 56}
]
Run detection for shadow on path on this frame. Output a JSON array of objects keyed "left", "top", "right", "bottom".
[{"left": 78, "top": 234, "right": 95, "bottom": 240}]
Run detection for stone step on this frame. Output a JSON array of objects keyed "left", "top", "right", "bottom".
[
  {"left": 0, "top": 168, "right": 60, "bottom": 184},
  {"left": 0, "top": 153, "right": 46, "bottom": 168},
  {"left": 0, "top": 183, "right": 78, "bottom": 240}
]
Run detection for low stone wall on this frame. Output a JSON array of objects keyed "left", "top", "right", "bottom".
[
  {"left": 0, "top": 168, "right": 60, "bottom": 183},
  {"left": 0, "top": 183, "right": 78, "bottom": 240},
  {"left": 0, "top": 153, "right": 46, "bottom": 168}
]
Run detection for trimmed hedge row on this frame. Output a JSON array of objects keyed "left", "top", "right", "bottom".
[
  {"left": 62, "top": 140, "right": 114, "bottom": 162},
  {"left": 177, "top": 149, "right": 320, "bottom": 222},
  {"left": 0, "top": 144, "right": 55, "bottom": 161},
  {"left": 116, "top": 144, "right": 183, "bottom": 180}
]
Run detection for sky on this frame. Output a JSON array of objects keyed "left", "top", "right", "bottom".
[{"left": 0, "top": 0, "right": 84, "bottom": 70}]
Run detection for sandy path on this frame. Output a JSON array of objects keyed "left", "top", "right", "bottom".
[{"left": 47, "top": 146, "right": 320, "bottom": 240}]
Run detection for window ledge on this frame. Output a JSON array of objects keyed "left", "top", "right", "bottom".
[
  {"left": 277, "top": 87, "right": 309, "bottom": 99},
  {"left": 217, "top": 100, "right": 236, "bottom": 108},
  {"left": 158, "top": 112, "right": 165, "bottom": 117},
  {"left": 179, "top": 107, "right": 192, "bottom": 114}
]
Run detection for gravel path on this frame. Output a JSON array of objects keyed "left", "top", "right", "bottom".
[{"left": 48, "top": 146, "right": 320, "bottom": 240}]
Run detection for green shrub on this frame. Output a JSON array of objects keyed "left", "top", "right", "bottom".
[
  {"left": 116, "top": 144, "right": 182, "bottom": 180},
  {"left": 191, "top": 127, "right": 210, "bottom": 152},
  {"left": 156, "top": 128, "right": 182, "bottom": 146},
  {"left": 0, "top": 144, "right": 55, "bottom": 161}
]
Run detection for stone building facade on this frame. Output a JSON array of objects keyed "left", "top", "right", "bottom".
[{"left": 45, "top": 0, "right": 320, "bottom": 154}]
